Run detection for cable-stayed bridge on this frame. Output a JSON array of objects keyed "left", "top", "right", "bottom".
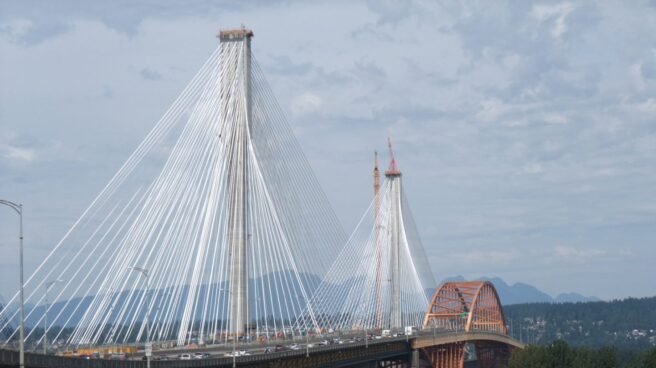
[
  {"left": 0, "top": 28, "right": 522, "bottom": 368},
  {"left": 301, "top": 143, "right": 435, "bottom": 333}
]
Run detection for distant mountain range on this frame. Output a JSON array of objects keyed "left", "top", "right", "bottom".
[
  {"left": 0, "top": 275, "right": 599, "bottom": 329},
  {"left": 0, "top": 272, "right": 324, "bottom": 329},
  {"left": 441, "top": 276, "right": 600, "bottom": 305}
]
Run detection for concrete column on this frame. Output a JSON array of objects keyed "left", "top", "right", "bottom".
[
  {"left": 410, "top": 349, "right": 420, "bottom": 368},
  {"left": 389, "top": 176, "right": 402, "bottom": 330},
  {"left": 220, "top": 28, "right": 253, "bottom": 336}
]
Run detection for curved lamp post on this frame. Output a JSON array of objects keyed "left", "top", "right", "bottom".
[{"left": 0, "top": 199, "right": 24, "bottom": 368}]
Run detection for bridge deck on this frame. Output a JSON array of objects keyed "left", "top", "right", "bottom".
[
  {"left": 412, "top": 331, "right": 525, "bottom": 350},
  {"left": 0, "top": 332, "right": 523, "bottom": 368},
  {"left": 0, "top": 337, "right": 410, "bottom": 368}
]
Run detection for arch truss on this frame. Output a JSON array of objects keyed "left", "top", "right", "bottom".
[{"left": 421, "top": 281, "right": 510, "bottom": 368}]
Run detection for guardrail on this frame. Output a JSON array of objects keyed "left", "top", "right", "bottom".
[
  {"left": 0, "top": 331, "right": 523, "bottom": 367},
  {"left": 0, "top": 336, "right": 411, "bottom": 367}
]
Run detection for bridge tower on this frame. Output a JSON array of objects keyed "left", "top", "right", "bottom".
[
  {"left": 299, "top": 139, "right": 434, "bottom": 333},
  {"left": 373, "top": 151, "right": 383, "bottom": 328},
  {"left": 1, "top": 26, "right": 352, "bottom": 348},
  {"left": 385, "top": 138, "right": 402, "bottom": 330},
  {"left": 219, "top": 27, "right": 253, "bottom": 336}
]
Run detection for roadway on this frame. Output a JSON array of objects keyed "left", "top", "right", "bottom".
[{"left": 0, "top": 330, "right": 524, "bottom": 367}]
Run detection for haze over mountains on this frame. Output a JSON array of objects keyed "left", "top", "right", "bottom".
[
  {"left": 0, "top": 275, "right": 599, "bottom": 329},
  {"left": 441, "top": 276, "right": 600, "bottom": 305}
]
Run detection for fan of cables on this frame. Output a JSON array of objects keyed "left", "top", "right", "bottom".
[
  {"left": 299, "top": 173, "right": 435, "bottom": 332},
  {"left": 1, "top": 35, "right": 345, "bottom": 348}
]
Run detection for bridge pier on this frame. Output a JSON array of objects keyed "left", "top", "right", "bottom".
[
  {"left": 410, "top": 349, "right": 420, "bottom": 368},
  {"left": 421, "top": 342, "right": 465, "bottom": 368},
  {"left": 474, "top": 341, "right": 510, "bottom": 368}
]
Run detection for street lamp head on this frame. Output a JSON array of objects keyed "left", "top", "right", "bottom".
[{"left": 0, "top": 199, "right": 22, "bottom": 214}]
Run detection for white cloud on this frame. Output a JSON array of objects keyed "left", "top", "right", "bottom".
[
  {"left": 445, "top": 249, "right": 520, "bottom": 265},
  {"left": 1, "top": 0, "right": 655, "bottom": 300},
  {"left": 553, "top": 246, "right": 607, "bottom": 259},
  {"left": 531, "top": 2, "right": 576, "bottom": 39},
  {"left": 543, "top": 113, "right": 568, "bottom": 125},
  {"left": 552, "top": 246, "right": 612, "bottom": 263},
  {"left": 290, "top": 92, "right": 322, "bottom": 116},
  {"left": 0, "top": 18, "right": 33, "bottom": 40},
  {"left": 523, "top": 162, "right": 544, "bottom": 174},
  {"left": 2, "top": 145, "right": 36, "bottom": 162},
  {"left": 634, "top": 98, "right": 656, "bottom": 113},
  {"left": 629, "top": 63, "right": 647, "bottom": 91},
  {"left": 475, "top": 98, "right": 507, "bottom": 122}
]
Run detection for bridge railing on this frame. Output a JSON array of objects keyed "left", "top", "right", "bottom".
[
  {"left": 1, "top": 331, "right": 522, "bottom": 367},
  {"left": 0, "top": 336, "right": 411, "bottom": 367}
]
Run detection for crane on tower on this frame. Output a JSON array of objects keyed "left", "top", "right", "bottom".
[{"left": 385, "top": 138, "right": 401, "bottom": 177}]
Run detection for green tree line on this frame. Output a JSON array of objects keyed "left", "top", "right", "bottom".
[
  {"left": 509, "top": 340, "right": 656, "bottom": 368},
  {"left": 504, "top": 296, "right": 656, "bottom": 348}
]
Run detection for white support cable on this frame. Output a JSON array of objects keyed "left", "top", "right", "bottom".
[
  {"left": 303, "top": 176, "right": 435, "bottom": 332},
  {"left": 1, "top": 41, "right": 353, "bottom": 348},
  {"left": 0, "top": 49, "right": 222, "bottom": 325}
]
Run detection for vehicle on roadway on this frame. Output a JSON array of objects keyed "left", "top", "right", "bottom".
[
  {"left": 225, "top": 350, "right": 250, "bottom": 357},
  {"left": 109, "top": 353, "right": 127, "bottom": 360},
  {"left": 179, "top": 353, "right": 191, "bottom": 360},
  {"left": 274, "top": 344, "right": 288, "bottom": 352},
  {"left": 405, "top": 325, "right": 418, "bottom": 336}
]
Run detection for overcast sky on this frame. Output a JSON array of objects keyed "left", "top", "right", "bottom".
[{"left": 0, "top": 0, "right": 655, "bottom": 301}]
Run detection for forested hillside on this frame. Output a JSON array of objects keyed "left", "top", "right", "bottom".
[
  {"left": 509, "top": 340, "right": 656, "bottom": 368},
  {"left": 504, "top": 296, "right": 656, "bottom": 349}
]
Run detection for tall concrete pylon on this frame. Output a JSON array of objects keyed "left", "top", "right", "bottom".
[
  {"left": 385, "top": 139, "right": 402, "bottom": 330},
  {"left": 303, "top": 138, "right": 435, "bottom": 332},
  {"left": 220, "top": 27, "right": 253, "bottom": 336}
]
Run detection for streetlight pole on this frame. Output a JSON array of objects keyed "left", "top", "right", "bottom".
[
  {"left": 0, "top": 199, "right": 24, "bottom": 368},
  {"left": 43, "top": 279, "right": 62, "bottom": 354},
  {"left": 130, "top": 267, "right": 150, "bottom": 368}
]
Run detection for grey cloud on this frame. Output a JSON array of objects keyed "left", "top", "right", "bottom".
[
  {"left": 263, "top": 55, "right": 352, "bottom": 89},
  {"left": 351, "top": 25, "right": 394, "bottom": 41},
  {"left": 0, "top": 0, "right": 294, "bottom": 44},
  {"left": 140, "top": 68, "right": 163, "bottom": 81},
  {"left": 1, "top": 0, "right": 656, "bottom": 299},
  {"left": 102, "top": 84, "right": 113, "bottom": 98},
  {"left": 353, "top": 61, "right": 386, "bottom": 79},
  {"left": 0, "top": 20, "right": 74, "bottom": 46},
  {"left": 365, "top": 0, "right": 418, "bottom": 25},
  {"left": 263, "top": 55, "right": 314, "bottom": 76},
  {"left": 405, "top": 59, "right": 458, "bottom": 86},
  {"left": 639, "top": 60, "right": 656, "bottom": 80}
]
